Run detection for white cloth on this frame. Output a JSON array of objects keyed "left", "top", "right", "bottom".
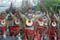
[
  {"left": 25, "top": 26, "right": 34, "bottom": 30},
  {"left": 3, "top": 34, "right": 6, "bottom": 39}
]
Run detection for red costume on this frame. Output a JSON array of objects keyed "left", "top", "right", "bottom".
[
  {"left": 9, "top": 14, "right": 20, "bottom": 37},
  {"left": 57, "top": 28, "right": 60, "bottom": 40},
  {"left": 24, "top": 19, "right": 35, "bottom": 36},
  {"left": 9, "top": 26, "right": 20, "bottom": 36},
  {"left": 24, "top": 22, "right": 35, "bottom": 40},
  {"left": 48, "top": 27, "right": 58, "bottom": 40},
  {"left": 24, "top": 9, "right": 35, "bottom": 40},
  {"left": 48, "top": 18, "right": 59, "bottom": 40},
  {"left": 34, "top": 18, "right": 46, "bottom": 40},
  {"left": 24, "top": 28, "right": 35, "bottom": 36},
  {"left": 0, "top": 26, "right": 7, "bottom": 36},
  {"left": 37, "top": 26, "right": 45, "bottom": 39},
  {"left": 0, "top": 13, "right": 7, "bottom": 37}
]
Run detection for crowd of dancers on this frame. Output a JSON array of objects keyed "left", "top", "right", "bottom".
[{"left": 0, "top": 8, "right": 60, "bottom": 40}]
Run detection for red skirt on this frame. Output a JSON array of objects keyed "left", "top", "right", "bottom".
[
  {"left": 58, "top": 37, "right": 60, "bottom": 40},
  {"left": 24, "top": 29, "right": 34, "bottom": 36},
  {"left": 0, "top": 26, "right": 7, "bottom": 36},
  {"left": 10, "top": 26, "right": 20, "bottom": 36}
]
